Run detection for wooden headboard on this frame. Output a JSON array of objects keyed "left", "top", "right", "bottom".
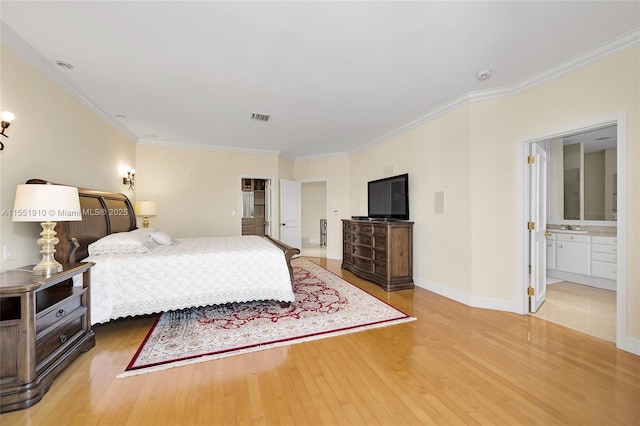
[{"left": 26, "top": 179, "right": 137, "bottom": 264}]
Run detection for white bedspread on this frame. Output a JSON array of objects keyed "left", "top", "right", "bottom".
[{"left": 76, "top": 236, "right": 295, "bottom": 324}]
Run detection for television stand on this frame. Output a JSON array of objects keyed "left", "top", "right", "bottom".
[{"left": 342, "top": 219, "right": 413, "bottom": 291}]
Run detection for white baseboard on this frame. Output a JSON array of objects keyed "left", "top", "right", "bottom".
[
  {"left": 414, "top": 277, "right": 640, "bottom": 356},
  {"left": 621, "top": 336, "right": 640, "bottom": 356},
  {"left": 413, "top": 278, "right": 521, "bottom": 314}
]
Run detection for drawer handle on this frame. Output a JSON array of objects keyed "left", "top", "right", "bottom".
[
  {"left": 558, "top": 245, "right": 563, "bottom": 249},
  {"left": 56, "top": 309, "right": 67, "bottom": 318},
  {"left": 569, "top": 236, "right": 574, "bottom": 240},
  {"left": 59, "top": 334, "right": 67, "bottom": 344}
]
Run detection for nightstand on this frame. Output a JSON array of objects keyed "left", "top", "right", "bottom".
[{"left": 0, "top": 262, "right": 95, "bottom": 413}]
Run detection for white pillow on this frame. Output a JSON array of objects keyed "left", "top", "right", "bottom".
[
  {"left": 88, "top": 230, "right": 156, "bottom": 255},
  {"left": 150, "top": 230, "right": 175, "bottom": 246}
]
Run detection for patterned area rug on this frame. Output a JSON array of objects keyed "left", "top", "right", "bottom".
[{"left": 119, "top": 259, "right": 414, "bottom": 377}]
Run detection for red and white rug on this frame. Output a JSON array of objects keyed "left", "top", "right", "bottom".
[{"left": 119, "top": 259, "right": 415, "bottom": 377}]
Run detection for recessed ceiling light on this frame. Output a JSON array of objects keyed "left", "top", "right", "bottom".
[
  {"left": 476, "top": 68, "right": 492, "bottom": 81},
  {"left": 55, "top": 60, "right": 74, "bottom": 70},
  {"left": 115, "top": 114, "right": 126, "bottom": 119}
]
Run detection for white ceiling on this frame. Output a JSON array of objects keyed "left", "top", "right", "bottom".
[{"left": 1, "top": 1, "right": 639, "bottom": 159}]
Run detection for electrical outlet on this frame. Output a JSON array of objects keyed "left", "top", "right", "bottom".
[{"left": 3, "top": 245, "right": 13, "bottom": 261}]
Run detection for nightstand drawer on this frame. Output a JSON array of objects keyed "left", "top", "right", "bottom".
[
  {"left": 36, "top": 293, "right": 83, "bottom": 334},
  {"left": 36, "top": 316, "right": 84, "bottom": 366}
]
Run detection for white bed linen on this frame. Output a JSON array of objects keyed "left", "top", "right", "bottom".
[{"left": 75, "top": 235, "right": 295, "bottom": 324}]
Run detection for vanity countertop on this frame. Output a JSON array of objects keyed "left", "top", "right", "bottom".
[{"left": 546, "top": 226, "right": 616, "bottom": 237}]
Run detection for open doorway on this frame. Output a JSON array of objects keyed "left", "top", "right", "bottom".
[
  {"left": 519, "top": 113, "right": 627, "bottom": 349},
  {"left": 240, "top": 177, "right": 271, "bottom": 237},
  {"left": 301, "top": 181, "right": 327, "bottom": 258}
]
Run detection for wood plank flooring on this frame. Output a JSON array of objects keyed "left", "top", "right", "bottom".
[{"left": 1, "top": 258, "right": 638, "bottom": 425}]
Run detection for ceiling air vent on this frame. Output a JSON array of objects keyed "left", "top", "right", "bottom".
[{"left": 250, "top": 113, "right": 270, "bottom": 122}]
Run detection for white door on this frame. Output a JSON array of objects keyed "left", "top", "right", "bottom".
[
  {"left": 529, "top": 143, "right": 548, "bottom": 312},
  {"left": 280, "top": 179, "right": 302, "bottom": 249}
]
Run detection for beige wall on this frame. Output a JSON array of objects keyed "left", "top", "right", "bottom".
[
  {"left": 0, "top": 46, "right": 136, "bottom": 271},
  {"left": 349, "top": 107, "right": 473, "bottom": 296},
  {"left": 136, "top": 143, "right": 287, "bottom": 238},
  {"left": 346, "top": 47, "right": 639, "bottom": 340}
]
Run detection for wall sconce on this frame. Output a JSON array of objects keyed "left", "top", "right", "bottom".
[
  {"left": 0, "top": 111, "right": 16, "bottom": 150},
  {"left": 123, "top": 168, "right": 135, "bottom": 190}
]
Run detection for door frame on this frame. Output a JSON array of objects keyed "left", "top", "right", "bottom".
[
  {"left": 516, "top": 111, "right": 627, "bottom": 349},
  {"left": 300, "top": 179, "right": 329, "bottom": 254}
]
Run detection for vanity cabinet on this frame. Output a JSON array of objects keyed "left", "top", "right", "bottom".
[
  {"left": 546, "top": 234, "right": 556, "bottom": 270},
  {"left": 555, "top": 234, "right": 590, "bottom": 275},
  {"left": 547, "top": 231, "right": 616, "bottom": 290},
  {"left": 591, "top": 236, "right": 617, "bottom": 280}
]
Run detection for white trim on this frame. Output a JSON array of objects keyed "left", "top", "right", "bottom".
[
  {"left": 624, "top": 337, "right": 640, "bottom": 356},
  {"left": 138, "top": 139, "right": 287, "bottom": 158},
  {"left": 414, "top": 279, "right": 521, "bottom": 314},
  {"left": 4, "top": 19, "right": 637, "bottom": 161},
  {"left": 1, "top": 23, "right": 138, "bottom": 142},
  {"left": 516, "top": 112, "right": 628, "bottom": 352},
  {"left": 352, "top": 29, "right": 639, "bottom": 156}
]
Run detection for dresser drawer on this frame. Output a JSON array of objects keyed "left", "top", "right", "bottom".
[
  {"left": 353, "top": 223, "right": 373, "bottom": 235},
  {"left": 36, "top": 316, "right": 84, "bottom": 366},
  {"left": 373, "top": 236, "right": 387, "bottom": 250},
  {"left": 354, "top": 233, "right": 373, "bottom": 246},
  {"left": 343, "top": 232, "right": 354, "bottom": 243},
  {"left": 374, "top": 263, "right": 387, "bottom": 277},
  {"left": 353, "top": 245, "right": 372, "bottom": 259},
  {"left": 36, "top": 294, "right": 83, "bottom": 334},
  {"left": 373, "top": 225, "right": 387, "bottom": 236},
  {"left": 353, "top": 256, "right": 372, "bottom": 272}
]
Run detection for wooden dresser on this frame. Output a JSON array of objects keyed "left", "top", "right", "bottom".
[
  {"left": 342, "top": 219, "right": 414, "bottom": 291},
  {"left": 0, "top": 263, "right": 95, "bottom": 413}
]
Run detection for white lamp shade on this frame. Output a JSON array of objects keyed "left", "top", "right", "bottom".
[
  {"left": 12, "top": 184, "right": 82, "bottom": 222},
  {"left": 134, "top": 200, "right": 156, "bottom": 216}
]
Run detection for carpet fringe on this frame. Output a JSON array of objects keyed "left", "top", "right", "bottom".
[{"left": 116, "top": 316, "right": 416, "bottom": 378}]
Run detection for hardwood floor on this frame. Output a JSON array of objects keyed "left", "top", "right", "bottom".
[{"left": 2, "top": 258, "right": 639, "bottom": 425}]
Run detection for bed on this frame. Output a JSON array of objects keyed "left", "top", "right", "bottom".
[{"left": 26, "top": 179, "right": 300, "bottom": 325}]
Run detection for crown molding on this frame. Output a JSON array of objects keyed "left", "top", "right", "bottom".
[
  {"left": 1, "top": 22, "right": 138, "bottom": 142},
  {"left": 352, "top": 28, "right": 640, "bottom": 155},
  {"left": 293, "top": 151, "right": 349, "bottom": 162},
  {"left": 137, "top": 138, "right": 287, "bottom": 158},
  {"left": 3, "top": 19, "right": 637, "bottom": 161}
]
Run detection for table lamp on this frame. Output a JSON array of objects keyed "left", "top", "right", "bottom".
[
  {"left": 12, "top": 184, "right": 82, "bottom": 275},
  {"left": 134, "top": 200, "right": 156, "bottom": 228}
]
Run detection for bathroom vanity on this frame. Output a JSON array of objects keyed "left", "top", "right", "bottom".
[{"left": 546, "top": 228, "right": 617, "bottom": 291}]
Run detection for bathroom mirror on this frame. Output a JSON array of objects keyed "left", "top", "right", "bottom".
[{"left": 548, "top": 124, "right": 617, "bottom": 222}]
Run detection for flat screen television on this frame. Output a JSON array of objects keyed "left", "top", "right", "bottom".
[{"left": 367, "top": 173, "right": 409, "bottom": 220}]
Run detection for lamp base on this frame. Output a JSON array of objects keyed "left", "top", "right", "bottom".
[
  {"left": 32, "top": 221, "right": 63, "bottom": 276},
  {"left": 142, "top": 216, "right": 150, "bottom": 228}
]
